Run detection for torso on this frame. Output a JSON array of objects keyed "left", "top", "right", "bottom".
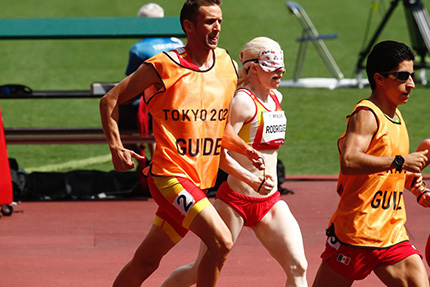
[
  {"left": 332, "top": 99, "right": 409, "bottom": 248},
  {"left": 227, "top": 88, "right": 286, "bottom": 197},
  {"left": 143, "top": 47, "right": 238, "bottom": 190}
]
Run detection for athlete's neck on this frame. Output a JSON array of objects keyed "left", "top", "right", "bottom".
[
  {"left": 245, "top": 83, "right": 271, "bottom": 104},
  {"left": 368, "top": 93, "right": 397, "bottom": 119},
  {"left": 185, "top": 44, "right": 214, "bottom": 70}
]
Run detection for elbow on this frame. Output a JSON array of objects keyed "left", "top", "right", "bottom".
[
  {"left": 99, "top": 95, "right": 108, "bottom": 111},
  {"left": 99, "top": 94, "right": 114, "bottom": 115},
  {"left": 340, "top": 155, "right": 356, "bottom": 175}
]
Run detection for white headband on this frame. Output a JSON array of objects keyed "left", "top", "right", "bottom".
[{"left": 243, "top": 49, "right": 284, "bottom": 72}]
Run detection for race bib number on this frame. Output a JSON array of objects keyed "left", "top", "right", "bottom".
[
  {"left": 173, "top": 189, "right": 195, "bottom": 216},
  {"left": 327, "top": 236, "right": 340, "bottom": 250},
  {"left": 262, "top": 111, "right": 287, "bottom": 144}
]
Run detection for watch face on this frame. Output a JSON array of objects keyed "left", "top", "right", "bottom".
[{"left": 395, "top": 155, "right": 405, "bottom": 165}]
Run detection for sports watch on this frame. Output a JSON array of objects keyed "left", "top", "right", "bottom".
[{"left": 394, "top": 155, "right": 405, "bottom": 173}]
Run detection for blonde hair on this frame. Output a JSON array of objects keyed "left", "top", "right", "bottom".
[
  {"left": 238, "top": 37, "right": 282, "bottom": 86},
  {"left": 137, "top": 3, "right": 164, "bottom": 17}
]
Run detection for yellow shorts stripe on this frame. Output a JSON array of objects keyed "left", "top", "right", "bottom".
[
  {"left": 153, "top": 215, "right": 183, "bottom": 244},
  {"left": 183, "top": 197, "right": 211, "bottom": 229},
  {"left": 152, "top": 175, "right": 186, "bottom": 203}
]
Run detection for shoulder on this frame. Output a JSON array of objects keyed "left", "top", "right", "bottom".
[
  {"left": 164, "top": 49, "right": 181, "bottom": 63},
  {"left": 271, "top": 89, "right": 283, "bottom": 103},
  {"left": 232, "top": 59, "right": 238, "bottom": 72},
  {"left": 230, "top": 89, "right": 257, "bottom": 124},
  {"left": 233, "top": 89, "right": 254, "bottom": 105},
  {"left": 232, "top": 89, "right": 256, "bottom": 114},
  {"left": 347, "top": 107, "right": 378, "bottom": 135},
  {"left": 349, "top": 100, "right": 380, "bottom": 125},
  {"left": 216, "top": 48, "right": 235, "bottom": 63}
]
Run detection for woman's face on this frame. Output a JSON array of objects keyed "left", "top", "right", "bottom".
[{"left": 255, "top": 65, "right": 285, "bottom": 90}]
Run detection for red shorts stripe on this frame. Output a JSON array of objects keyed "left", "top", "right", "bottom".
[{"left": 321, "top": 236, "right": 422, "bottom": 280}]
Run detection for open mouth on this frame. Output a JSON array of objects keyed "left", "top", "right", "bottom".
[{"left": 208, "top": 33, "right": 219, "bottom": 45}]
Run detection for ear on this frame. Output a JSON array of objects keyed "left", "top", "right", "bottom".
[
  {"left": 374, "top": 72, "right": 384, "bottom": 85},
  {"left": 183, "top": 19, "right": 194, "bottom": 34},
  {"left": 249, "top": 63, "right": 259, "bottom": 74}
]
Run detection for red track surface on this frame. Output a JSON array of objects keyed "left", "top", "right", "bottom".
[{"left": 1, "top": 179, "right": 429, "bottom": 286}]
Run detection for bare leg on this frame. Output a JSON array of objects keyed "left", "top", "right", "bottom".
[
  {"left": 312, "top": 262, "right": 353, "bottom": 287},
  {"left": 374, "top": 254, "right": 429, "bottom": 287},
  {"left": 114, "top": 203, "right": 233, "bottom": 287},
  {"left": 113, "top": 224, "right": 176, "bottom": 287},
  {"left": 252, "top": 200, "right": 308, "bottom": 287},
  {"left": 187, "top": 203, "right": 234, "bottom": 287},
  {"left": 161, "top": 199, "right": 245, "bottom": 287},
  {"left": 160, "top": 243, "right": 205, "bottom": 287}
]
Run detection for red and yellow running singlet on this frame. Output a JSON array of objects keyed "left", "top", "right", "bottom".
[
  {"left": 144, "top": 47, "right": 238, "bottom": 189},
  {"left": 236, "top": 88, "right": 286, "bottom": 150},
  {"left": 331, "top": 99, "right": 409, "bottom": 248}
]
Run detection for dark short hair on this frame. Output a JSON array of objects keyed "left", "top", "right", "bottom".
[
  {"left": 180, "top": 0, "right": 222, "bottom": 32},
  {"left": 366, "top": 40, "right": 415, "bottom": 90}
]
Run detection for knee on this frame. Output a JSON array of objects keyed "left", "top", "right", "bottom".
[
  {"left": 287, "top": 257, "right": 308, "bottom": 279},
  {"left": 217, "top": 235, "right": 234, "bottom": 259},
  {"left": 208, "top": 233, "right": 234, "bottom": 262}
]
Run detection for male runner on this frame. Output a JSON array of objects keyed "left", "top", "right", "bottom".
[
  {"left": 313, "top": 41, "right": 430, "bottom": 287},
  {"left": 100, "top": 1, "right": 267, "bottom": 286}
]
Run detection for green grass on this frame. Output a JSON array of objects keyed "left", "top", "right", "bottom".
[{"left": 1, "top": 0, "right": 430, "bottom": 174}]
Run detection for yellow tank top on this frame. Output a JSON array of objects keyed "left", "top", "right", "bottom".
[
  {"left": 330, "top": 99, "right": 409, "bottom": 248},
  {"left": 144, "top": 48, "right": 238, "bottom": 189}
]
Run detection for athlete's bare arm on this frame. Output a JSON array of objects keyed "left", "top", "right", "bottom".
[
  {"left": 222, "top": 121, "right": 265, "bottom": 170},
  {"left": 221, "top": 91, "right": 265, "bottom": 170},
  {"left": 340, "top": 109, "right": 428, "bottom": 175},
  {"left": 219, "top": 149, "right": 274, "bottom": 194},
  {"left": 100, "top": 63, "right": 160, "bottom": 171}
]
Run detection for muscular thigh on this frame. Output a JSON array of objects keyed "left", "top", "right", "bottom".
[
  {"left": 149, "top": 175, "right": 211, "bottom": 243},
  {"left": 374, "top": 254, "right": 429, "bottom": 287},
  {"left": 213, "top": 199, "right": 244, "bottom": 242},
  {"left": 252, "top": 201, "right": 306, "bottom": 265}
]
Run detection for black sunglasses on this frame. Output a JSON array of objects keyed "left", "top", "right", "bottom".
[{"left": 380, "top": 71, "right": 415, "bottom": 82}]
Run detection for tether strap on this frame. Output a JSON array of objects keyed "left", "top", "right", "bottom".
[{"left": 257, "top": 178, "right": 266, "bottom": 194}]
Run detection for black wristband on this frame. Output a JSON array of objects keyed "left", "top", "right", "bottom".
[
  {"left": 257, "top": 178, "right": 266, "bottom": 194},
  {"left": 417, "top": 189, "right": 429, "bottom": 203}
]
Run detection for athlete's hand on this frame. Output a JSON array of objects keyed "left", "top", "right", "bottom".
[
  {"left": 258, "top": 174, "right": 276, "bottom": 195},
  {"left": 406, "top": 173, "right": 430, "bottom": 207},
  {"left": 249, "top": 174, "right": 275, "bottom": 195},
  {"left": 405, "top": 173, "right": 423, "bottom": 191},
  {"left": 417, "top": 190, "right": 430, "bottom": 208},
  {"left": 110, "top": 147, "right": 145, "bottom": 171},
  {"left": 246, "top": 148, "right": 265, "bottom": 170},
  {"left": 404, "top": 150, "right": 429, "bottom": 173}
]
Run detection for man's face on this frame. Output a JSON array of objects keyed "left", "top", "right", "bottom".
[
  {"left": 192, "top": 5, "right": 222, "bottom": 50},
  {"left": 378, "top": 60, "right": 415, "bottom": 106}
]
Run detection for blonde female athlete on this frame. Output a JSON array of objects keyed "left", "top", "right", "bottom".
[{"left": 161, "top": 37, "right": 308, "bottom": 287}]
